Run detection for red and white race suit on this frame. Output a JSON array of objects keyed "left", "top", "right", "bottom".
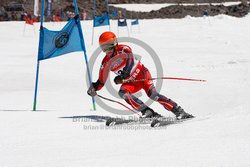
[{"left": 93, "top": 44, "right": 177, "bottom": 111}]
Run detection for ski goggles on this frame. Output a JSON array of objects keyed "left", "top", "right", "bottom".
[{"left": 100, "top": 42, "right": 117, "bottom": 52}]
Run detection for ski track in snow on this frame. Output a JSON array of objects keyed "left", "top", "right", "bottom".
[{"left": 0, "top": 14, "right": 250, "bottom": 167}]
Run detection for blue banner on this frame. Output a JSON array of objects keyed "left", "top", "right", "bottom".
[
  {"left": 38, "top": 16, "right": 83, "bottom": 61},
  {"left": 112, "top": 10, "right": 118, "bottom": 17},
  {"left": 118, "top": 19, "right": 127, "bottom": 27},
  {"left": 93, "top": 14, "right": 110, "bottom": 27},
  {"left": 131, "top": 19, "right": 139, "bottom": 25}
]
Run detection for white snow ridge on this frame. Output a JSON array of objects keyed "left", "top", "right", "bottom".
[{"left": 0, "top": 15, "right": 250, "bottom": 167}]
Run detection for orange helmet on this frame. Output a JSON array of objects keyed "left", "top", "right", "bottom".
[
  {"left": 99, "top": 31, "right": 117, "bottom": 45},
  {"left": 99, "top": 31, "right": 117, "bottom": 52}
]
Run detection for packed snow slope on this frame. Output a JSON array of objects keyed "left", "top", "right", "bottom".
[{"left": 0, "top": 15, "right": 250, "bottom": 167}]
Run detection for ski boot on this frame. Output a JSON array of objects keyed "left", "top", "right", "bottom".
[
  {"left": 171, "top": 105, "right": 194, "bottom": 120},
  {"left": 141, "top": 107, "right": 162, "bottom": 118}
]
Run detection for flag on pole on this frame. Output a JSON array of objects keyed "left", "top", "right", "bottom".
[
  {"left": 131, "top": 19, "right": 139, "bottom": 25},
  {"left": 92, "top": 0, "right": 110, "bottom": 44},
  {"left": 33, "top": 0, "right": 96, "bottom": 111},
  {"left": 118, "top": 19, "right": 127, "bottom": 27},
  {"left": 93, "top": 15, "right": 110, "bottom": 27}
]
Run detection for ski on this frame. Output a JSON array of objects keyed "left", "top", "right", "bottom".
[
  {"left": 105, "top": 117, "right": 153, "bottom": 126},
  {"left": 106, "top": 116, "right": 208, "bottom": 128},
  {"left": 150, "top": 117, "right": 189, "bottom": 128},
  {"left": 150, "top": 116, "right": 210, "bottom": 127},
  {"left": 106, "top": 118, "right": 132, "bottom": 126}
]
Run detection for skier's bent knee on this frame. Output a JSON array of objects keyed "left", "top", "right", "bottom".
[{"left": 118, "top": 89, "right": 127, "bottom": 99}]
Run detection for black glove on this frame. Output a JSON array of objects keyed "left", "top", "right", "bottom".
[
  {"left": 114, "top": 75, "right": 124, "bottom": 84},
  {"left": 114, "top": 70, "right": 129, "bottom": 84},
  {"left": 87, "top": 84, "right": 97, "bottom": 97}
]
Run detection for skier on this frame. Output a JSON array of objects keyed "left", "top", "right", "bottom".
[{"left": 87, "top": 31, "right": 193, "bottom": 119}]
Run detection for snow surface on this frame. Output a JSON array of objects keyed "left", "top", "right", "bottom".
[
  {"left": 110, "top": 2, "right": 243, "bottom": 12},
  {"left": 0, "top": 14, "right": 250, "bottom": 167}
]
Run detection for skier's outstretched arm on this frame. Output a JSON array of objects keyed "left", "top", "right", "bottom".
[{"left": 87, "top": 58, "right": 109, "bottom": 96}]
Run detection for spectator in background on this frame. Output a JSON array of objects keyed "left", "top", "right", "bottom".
[
  {"left": 11, "top": 12, "right": 18, "bottom": 21},
  {"left": 3, "top": 12, "right": 9, "bottom": 21},
  {"left": 66, "top": 11, "right": 75, "bottom": 20},
  {"left": 0, "top": 9, "right": 3, "bottom": 19},
  {"left": 60, "top": 8, "right": 65, "bottom": 21},
  {"left": 17, "top": 12, "right": 21, "bottom": 20},
  {"left": 82, "top": 9, "right": 87, "bottom": 20},
  {"left": 203, "top": 9, "right": 209, "bottom": 17},
  {"left": 52, "top": 12, "right": 62, "bottom": 22}
]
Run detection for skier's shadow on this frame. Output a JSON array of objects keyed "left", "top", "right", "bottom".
[{"left": 59, "top": 115, "right": 111, "bottom": 122}]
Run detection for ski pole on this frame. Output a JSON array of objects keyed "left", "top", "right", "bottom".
[
  {"left": 97, "top": 94, "right": 142, "bottom": 117},
  {"left": 123, "top": 77, "right": 206, "bottom": 83}
]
